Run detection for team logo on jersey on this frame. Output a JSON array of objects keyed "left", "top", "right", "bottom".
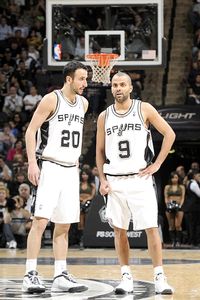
[
  {"left": 58, "top": 114, "right": 84, "bottom": 125},
  {"left": 106, "top": 123, "right": 141, "bottom": 136}
]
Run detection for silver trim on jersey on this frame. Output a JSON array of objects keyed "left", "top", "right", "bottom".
[
  {"left": 45, "top": 90, "right": 60, "bottom": 122},
  {"left": 110, "top": 99, "right": 135, "bottom": 117},
  {"left": 59, "top": 89, "right": 79, "bottom": 107}
]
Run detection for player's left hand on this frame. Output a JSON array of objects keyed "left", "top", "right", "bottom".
[{"left": 138, "top": 162, "right": 160, "bottom": 178}]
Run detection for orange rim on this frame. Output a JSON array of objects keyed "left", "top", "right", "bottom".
[{"left": 86, "top": 53, "right": 119, "bottom": 67}]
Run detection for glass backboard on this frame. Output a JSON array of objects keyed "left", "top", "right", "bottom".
[{"left": 45, "top": 0, "right": 164, "bottom": 70}]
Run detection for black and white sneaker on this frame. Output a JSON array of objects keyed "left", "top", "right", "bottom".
[
  {"left": 115, "top": 273, "right": 134, "bottom": 294},
  {"left": 154, "top": 273, "right": 174, "bottom": 294},
  {"left": 22, "top": 270, "right": 45, "bottom": 294},
  {"left": 51, "top": 271, "right": 88, "bottom": 293}
]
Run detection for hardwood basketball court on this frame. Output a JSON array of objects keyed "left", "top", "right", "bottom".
[{"left": 0, "top": 247, "right": 199, "bottom": 299}]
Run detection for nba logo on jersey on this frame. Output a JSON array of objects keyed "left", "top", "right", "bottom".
[{"left": 53, "top": 43, "right": 62, "bottom": 60}]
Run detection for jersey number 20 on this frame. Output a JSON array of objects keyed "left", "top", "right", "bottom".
[{"left": 61, "top": 130, "right": 80, "bottom": 148}]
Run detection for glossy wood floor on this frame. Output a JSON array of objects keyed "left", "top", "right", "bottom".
[{"left": 0, "top": 246, "right": 200, "bottom": 300}]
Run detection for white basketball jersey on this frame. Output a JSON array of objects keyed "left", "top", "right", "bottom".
[
  {"left": 103, "top": 100, "right": 154, "bottom": 175},
  {"left": 36, "top": 90, "right": 85, "bottom": 166}
]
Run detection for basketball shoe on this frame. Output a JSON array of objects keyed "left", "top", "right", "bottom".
[
  {"left": 22, "top": 270, "right": 45, "bottom": 293},
  {"left": 115, "top": 273, "right": 134, "bottom": 294},
  {"left": 154, "top": 273, "right": 174, "bottom": 294},
  {"left": 51, "top": 271, "right": 88, "bottom": 293}
]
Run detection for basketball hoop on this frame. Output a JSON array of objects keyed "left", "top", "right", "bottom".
[{"left": 86, "top": 53, "right": 119, "bottom": 84}]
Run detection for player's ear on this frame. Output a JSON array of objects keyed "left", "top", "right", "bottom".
[{"left": 66, "top": 75, "right": 73, "bottom": 84}]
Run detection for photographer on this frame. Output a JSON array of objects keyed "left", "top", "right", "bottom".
[{"left": 164, "top": 172, "right": 185, "bottom": 248}]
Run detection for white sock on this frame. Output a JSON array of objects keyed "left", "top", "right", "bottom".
[
  {"left": 154, "top": 266, "right": 164, "bottom": 277},
  {"left": 54, "top": 260, "right": 67, "bottom": 277},
  {"left": 26, "top": 259, "right": 37, "bottom": 274},
  {"left": 121, "top": 265, "right": 132, "bottom": 277}
]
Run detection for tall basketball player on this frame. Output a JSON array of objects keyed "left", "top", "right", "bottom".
[
  {"left": 22, "top": 61, "right": 88, "bottom": 294},
  {"left": 96, "top": 72, "right": 175, "bottom": 295}
]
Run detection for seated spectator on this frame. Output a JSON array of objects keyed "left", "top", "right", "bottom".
[
  {"left": 186, "top": 73, "right": 200, "bottom": 104},
  {"left": 23, "top": 85, "right": 42, "bottom": 118},
  {"left": 13, "top": 18, "right": 29, "bottom": 38},
  {"left": 2, "top": 85, "right": 23, "bottom": 117},
  {"left": 3, "top": 196, "right": 31, "bottom": 249},
  {"left": 0, "top": 123, "right": 16, "bottom": 155},
  {"left": 7, "top": 29, "right": 27, "bottom": 50},
  {"left": 7, "top": 172, "right": 27, "bottom": 197},
  {"left": 0, "top": 72, "right": 9, "bottom": 111},
  {"left": 13, "top": 60, "right": 32, "bottom": 94},
  {"left": 6, "top": 139, "right": 24, "bottom": 161},
  {"left": 0, "top": 16, "right": 13, "bottom": 43},
  {"left": 0, "top": 155, "right": 12, "bottom": 182},
  {"left": 0, "top": 48, "right": 17, "bottom": 69},
  {"left": 26, "top": 29, "right": 43, "bottom": 50},
  {"left": 17, "top": 183, "right": 32, "bottom": 212}
]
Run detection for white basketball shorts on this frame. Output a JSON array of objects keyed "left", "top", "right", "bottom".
[
  {"left": 34, "top": 161, "right": 80, "bottom": 223},
  {"left": 105, "top": 175, "right": 158, "bottom": 230}
]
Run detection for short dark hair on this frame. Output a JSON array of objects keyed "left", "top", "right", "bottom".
[{"left": 63, "top": 61, "right": 88, "bottom": 82}]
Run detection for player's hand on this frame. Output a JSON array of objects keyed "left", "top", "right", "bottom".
[
  {"left": 138, "top": 162, "right": 160, "bottom": 178},
  {"left": 28, "top": 162, "right": 40, "bottom": 186},
  {"left": 99, "top": 180, "right": 110, "bottom": 196}
]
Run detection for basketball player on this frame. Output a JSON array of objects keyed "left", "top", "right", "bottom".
[
  {"left": 96, "top": 72, "right": 175, "bottom": 295},
  {"left": 22, "top": 61, "right": 89, "bottom": 294}
]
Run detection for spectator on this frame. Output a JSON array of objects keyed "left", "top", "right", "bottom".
[
  {"left": 176, "top": 165, "right": 187, "bottom": 185},
  {"left": 3, "top": 195, "right": 31, "bottom": 249},
  {"left": 186, "top": 72, "right": 200, "bottom": 105},
  {"left": 0, "top": 47, "right": 17, "bottom": 69},
  {"left": 0, "top": 16, "right": 12, "bottom": 42},
  {"left": 23, "top": 85, "right": 42, "bottom": 118},
  {"left": 0, "top": 123, "right": 16, "bottom": 156},
  {"left": 2, "top": 85, "right": 23, "bottom": 117},
  {"left": 183, "top": 171, "right": 200, "bottom": 247},
  {"left": 0, "top": 72, "right": 9, "bottom": 110},
  {"left": 26, "top": 29, "right": 43, "bottom": 50},
  {"left": 13, "top": 18, "right": 29, "bottom": 38},
  {"left": 0, "top": 185, "right": 8, "bottom": 248},
  {"left": 6, "top": 139, "right": 24, "bottom": 161},
  {"left": 7, "top": 172, "right": 27, "bottom": 197},
  {"left": 0, "top": 155, "right": 12, "bottom": 182},
  {"left": 17, "top": 183, "right": 32, "bottom": 212}
]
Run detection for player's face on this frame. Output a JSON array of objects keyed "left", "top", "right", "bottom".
[
  {"left": 111, "top": 75, "right": 132, "bottom": 103},
  {"left": 70, "top": 68, "right": 88, "bottom": 95}
]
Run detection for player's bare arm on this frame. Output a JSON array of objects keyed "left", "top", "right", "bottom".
[
  {"left": 96, "top": 111, "right": 110, "bottom": 195},
  {"left": 139, "top": 102, "right": 175, "bottom": 177},
  {"left": 25, "top": 92, "right": 57, "bottom": 186}
]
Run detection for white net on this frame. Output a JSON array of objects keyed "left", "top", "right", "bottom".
[
  {"left": 87, "top": 54, "right": 118, "bottom": 84},
  {"left": 90, "top": 64, "right": 114, "bottom": 84}
]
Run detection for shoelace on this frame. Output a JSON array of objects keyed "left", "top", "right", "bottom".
[
  {"left": 63, "top": 273, "right": 77, "bottom": 283},
  {"left": 155, "top": 273, "right": 166, "bottom": 281},
  {"left": 28, "top": 274, "right": 42, "bottom": 285}
]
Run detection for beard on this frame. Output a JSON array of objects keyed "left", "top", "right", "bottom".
[{"left": 115, "top": 93, "right": 129, "bottom": 103}]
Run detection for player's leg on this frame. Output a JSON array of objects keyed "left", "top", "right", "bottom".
[
  {"left": 146, "top": 227, "right": 174, "bottom": 295},
  {"left": 113, "top": 226, "right": 134, "bottom": 294},
  {"left": 22, "top": 217, "right": 48, "bottom": 293},
  {"left": 51, "top": 167, "right": 88, "bottom": 293}
]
